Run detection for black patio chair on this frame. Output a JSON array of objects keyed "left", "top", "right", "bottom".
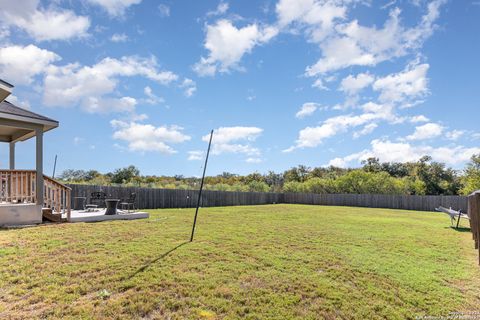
[
  {"left": 89, "top": 191, "right": 107, "bottom": 209},
  {"left": 120, "top": 193, "right": 136, "bottom": 213}
]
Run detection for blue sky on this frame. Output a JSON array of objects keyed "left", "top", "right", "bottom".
[{"left": 0, "top": 0, "right": 479, "bottom": 176}]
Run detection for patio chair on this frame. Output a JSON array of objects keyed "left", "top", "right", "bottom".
[
  {"left": 120, "top": 193, "right": 136, "bottom": 213},
  {"left": 89, "top": 191, "right": 107, "bottom": 210}
]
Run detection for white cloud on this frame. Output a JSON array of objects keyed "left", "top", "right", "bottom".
[
  {"left": 83, "top": 96, "right": 137, "bottom": 114},
  {"left": 43, "top": 55, "right": 178, "bottom": 113},
  {"left": 194, "top": 19, "right": 278, "bottom": 76},
  {"left": 192, "top": 0, "right": 445, "bottom": 83},
  {"left": 86, "top": 0, "right": 142, "bottom": 17},
  {"left": 207, "top": 2, "right": 229, "bottom": 17},
  {"left": 73, "top": 137, "right": 84, "bottom": 145},
  {"left": 312, "top": 78, "right": 329, "bottom": 90},
  {"left": 328, "top": 139, "right": 480, "bottom": 167},
  {"left": 204, "top": 126, "right": 263, "bottom": 156},
  {"left": 6, "top": 94, "right": 31, "bottom": 110},
  {"left": 339, "top": 72, "right": 375, "bottom": 95},
  {"left": 110, "top": 33, "right": 128, "bottom": 42},
  {"left": 158, "top": 4, "right": 170, "bottom": 17},
  {"left": 446, "top": 130, "right": 465, "bottom": 141},
  {"left": 188, "top": 150, "right": 204, "bottom": 161},
  {"left": 373, "top": 61, "right": 429, "bottom": 106},
  {"left": 181, "top": 78, "right": 197, "bottom": 97},
  {"left": 143, "top": 86, "right": 164, "bottom": 105},
  {"left": 306, "top": 35, "right": 376, "bottom": 76},
  {"left": 406, "top": 122, "right": 444, "bottom": 140},
  {"left": 327, "top": 157, "right": 348, "bottom": 168},
  {"left": 111, "top": 120, "right": 191, "bottom": 154},
  {"left": 0, "top": 44, "right": 60, "bottom": 85},
  {"left": 0, "top": 25, "right": 10, "bottom": 40},
  {"left": 353, "top": 123, "right": 378, "bottom": 139},
  {"left": 305, "top": 2, "right": 445, "bottom": 76},
  {"left": 0, "top": 0, "right": 90, "bottom": 41},
  {"left": 285, "top": 110, "right": 394, "bottom": 152},
  {"left": 409, "top": 115, "right": 429, "bottom": 123},
  {"left": 295, "top": 102, "right": 320, "bottom": 119},
  {"left": 131, "top": 113, "right": 149, "bottom": 121},
  {"left": 246, "top": 157, "right": 262, "bottom": 163},
  {"left": 276, "top": 0, "right": 346, "bottom": 41}
]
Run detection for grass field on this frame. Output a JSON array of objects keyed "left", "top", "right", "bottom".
[{"left": 0, "top": 204, "right": 479, "bottom": 319}]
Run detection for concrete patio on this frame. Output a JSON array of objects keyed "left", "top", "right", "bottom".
[{"left": 64, "top": 209, "right": 149, "bottom": 223}]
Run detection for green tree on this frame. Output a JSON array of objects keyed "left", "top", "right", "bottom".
[
  {"left": 247, "top": 181, "right": 270, "bottom": 192},
  {"left": 283, "top": 181, "right": 306, "bottom": 193},
  {"left": 336, "top": 170, "right": 407, "bottom": 195},
  {"left": 284, "top": 165, "right": 310, "bottom": 182},
  {"left": 461, "top": 154, "right": 480, "bottom": 195},
  {"left": 414, "top": 156, "right": 460, "bottom": 195},
  {"left": 110, "top": 165, "right": 140, "bottom": 184},
  {"left": 303, "top": 178, "right": 337, "bottom": 194},
  {"left": 362, "top": 157, "right": 382, "bottom": 173}
]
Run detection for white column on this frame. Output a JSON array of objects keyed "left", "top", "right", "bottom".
[
  {"left": 36, "top": 128, "right": 44, "bottom": 207},
  {"left": 9, "top": 142, "right": 15, "bottom": 170}
]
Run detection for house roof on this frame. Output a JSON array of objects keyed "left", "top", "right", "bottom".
[
  {"left": 0, "top": 100, "right": 58, "bottom": 124},
  {"left": 0, "top": 79, "right": 14, "bottom": 88},
  {"left": 0, "top": 100, "right": 59, "bottom": 143}
]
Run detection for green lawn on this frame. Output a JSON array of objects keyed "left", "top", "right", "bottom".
[{"left": 0, "top": 204, "right": 479, "bottom": 319}]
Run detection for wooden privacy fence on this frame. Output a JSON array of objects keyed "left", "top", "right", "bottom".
[
  {"left": 67, "top": 184, "right": 284, "bottom": 209},
  {"left": 67, "top": 184, "right": 468, "bottom": 212},
  {"left": 467, "top": 191, "right": 480, "bottom": 264},
  {"left": 284, "top": 193, "right": 468, "bottom": 212}
]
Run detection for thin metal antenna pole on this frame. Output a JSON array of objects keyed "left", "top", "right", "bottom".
[
  {"left": 52, "top": 155, "right": 58, "bottom": 178},
  {"left": 190, "top": 130, "right": 213, "bottom": 242}
]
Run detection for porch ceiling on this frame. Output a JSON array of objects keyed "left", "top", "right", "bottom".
[{"left": 0, "top": 126, "right": 31, "bottom": 142}]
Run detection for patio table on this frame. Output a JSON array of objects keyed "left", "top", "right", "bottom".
[{"left": 105, "top": 199, "right": 120, "bottom": 215}]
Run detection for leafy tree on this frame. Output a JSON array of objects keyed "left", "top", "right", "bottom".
[
  {"left": 84, "top": 170, "right": 101, "bottom": 181},
  {"left": 110, "top": 165, "right": 140, "bottom": 184},
  {"left": 244, "top": 172, "right": 265, "bottom": 184},
  {"left": 247, "top": 181, "right": 270, "bottom": 192},
  {"left": 303, "top": 178, "right": 337, "bottom": 194},
  {"left": 283, "top": 181, "right": 306, "bottom": 193},
  {"left": 362, "top": 157, "right": 382, "bottom": 173},
  {"left": 414, "top": 156, "right": 460, "bottom": 195},
  {"left": 381, "top": 162, "right": 410, "bottom": 178},
  {"left": 264, "top": 171, "right": 283, "bottom": 191},
  {"left": 59, "top": 169, "right": 89, "bottom": 182},
  {"left": 284, "top": 165, "right": 310, "bottom": 182},
  {"left": 461, "top": 154, "right": 480, "bottom": 195},
  {"left": 336, "top": 171, "right": 406, "bottom": 195},
  {"left": 219, "top": 172, "right": 238, "bottom": 179}
]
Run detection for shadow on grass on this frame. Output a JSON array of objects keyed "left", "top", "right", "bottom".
[
  {"left": 445, "top": 226, "right": 471, "bottom": 233},
  {"left": 127, "top": 241, "right": 190, "bottom": 279}
]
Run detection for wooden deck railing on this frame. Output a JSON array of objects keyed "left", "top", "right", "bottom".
[
  {"left": 44, "top": 174, "right": 71, "bottom": 220},
  {"left": 0, "top": 170, "right": 71, "bottom": 221},
  {"left": 0, "top": 170, "right": 36, "bottom": 203}
]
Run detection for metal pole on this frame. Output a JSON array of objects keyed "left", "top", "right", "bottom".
[
  {"left": 190, "top": 130, "right": 213, "bottom": 242},
  {"left": 52, "top": 154, "right": 58, "bottom": 178}
]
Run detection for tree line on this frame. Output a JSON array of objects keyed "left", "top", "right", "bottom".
[{"left": 58, "top": 154, "right": 480, "bottom": 196}]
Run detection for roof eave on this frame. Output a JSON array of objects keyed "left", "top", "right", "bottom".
[{"left": 0, "top": 111, "right": 59, "bottom": 129}]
